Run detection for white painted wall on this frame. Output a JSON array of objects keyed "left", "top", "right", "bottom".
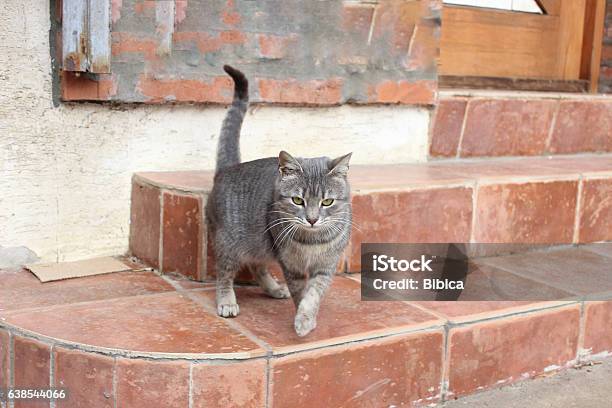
[
  {"left": 0, "top": 0, "right": 431, "bottom": 263},
  {"left": 443, "top": 0, "right": 543, "bottom": 13}
]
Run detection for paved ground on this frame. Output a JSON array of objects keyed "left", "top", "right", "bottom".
[{"left": 441, "top": 358, "right": 612, "bottom": 408}]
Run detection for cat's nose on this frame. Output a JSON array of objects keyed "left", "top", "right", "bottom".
[{"left": 306, "top": 217, "right": 317, "bottom": 226}]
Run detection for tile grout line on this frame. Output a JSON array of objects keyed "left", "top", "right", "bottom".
[
  {"left": 134, "top": 179, "right": 210, "bottom": 196},
  {"left": 0, "top": 290, "right": 181, "bottom": 316},
  {"left": 576, "top": 301, "right": 587, "bottom": 363},
  {"left": 455, "top": 98, "right": 470, "bottom": 158},
  {"left": 268, "top": 325, "right": 445, "bottom": 359},
  {"left": 579, "top": 170, "right": 612, "bottom": 180},
  {"left": 159, "top": 275, "right": 274, "bottom": 356},
  {"left": 573, "top": 177, "right": 584, "bottom": 244},
  {"left": 49, "top": 344, "right": 55, "bottom": 408},
  {"left": 581, "top": 244, "right": 612, "bottom": 259},
  {"left": 136, "top": 175, "right": 213, "bottom": 197},
  {"left": 439, "top": 323, "right": 451, "bottom": 403},
  {"left": 351, "top": 169, "right": 600, "bottom": 196},
  {"left": 112, "top": 357, "right": 118, "bottom": 408},
  {"left": 354, "top": 182, "right": 476, "bottom": 194},
  {"left": 438, "top": 90, "right": 612, "bottom": 101},
  {"left": 425, "top": 299, "right": 580, "bottom": 326},
  {"left": 188, "top": 362, "right": 193, "bottom": 408},
  {"left": 475, "top": 174, "right": 581, "bottom": 186},
  {"left": 198, "top": 193, "right": 208, "bottom": 281},
  {"left": 407, "top": 302, "right": 449, "bottom": 321},
  {"left": 366, "top": 3, "right": 378, "bottom": 45},
  {"left": 447, "top": 301, "right": 580, "bottom": 329},
  {"left": 428, "top": 152, "right": 612, "bottom": 165},
  {"left": 8, "top": 332, "right": 13, "bottom": 408},
  {"left": 158, "top": 188, "right": 165, "bottom": 273},
  {"left": 7, "top": 298, "right": 583, "bottom": 364},
  {"left": 544, "top": 99, "right": 561, "bottom": 154},
  {"left": 469, "top": 180, "right": 478, "bottom": 243},
  {"left": 353, "top": 177, "right": 583, "bottom": 195},
  {"left": 265, "top": 357, "right": 271, "bottom": 408},
  {"left": 340, "top": 250, "right": 349, "bottom": 274},
  {"left": 0, "top": 324, "right": 264, "bottom": 363},
  {"left": 407, "top": 24, "right": 418, "bottom": 62},
  {"left": 426, "top": 97, "right": 437, "bottom": 158},
  {"left": 7, "top": 302, "right": 577, "bottom": 363},
  {"left": 477, "top": 256, "right": 583, "bottom": 297}
]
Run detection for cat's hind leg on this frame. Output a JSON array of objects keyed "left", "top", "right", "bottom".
[
  {"left": 216, "top": 255, "right": 240, "bottom": 317},
  {"left": 251, "top": 264, "right": 290, "bottom": 299}
]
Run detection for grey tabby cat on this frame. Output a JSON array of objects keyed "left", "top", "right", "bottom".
[{"left": 206, "top": 65, "right": 352, "bottom": 336}]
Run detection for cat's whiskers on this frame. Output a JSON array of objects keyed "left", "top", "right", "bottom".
[
  {"left": 272, "top": 225, "right": 291, "bottom": 248},
  {"left": 334, "top": 219, "right": 361, "bottom": 229},
  {"left": 276, "top": 224, "right": 298, "bottom": 248},
  {"left": 325, "top": 222, "right": 342, "bottom": 237},
  {"left": 332, "top": 211, "right": 361, "bottom": 228},
  {"left": 330, "top": 211, "right": 363, "bottom": 229},
  {"left": 326, "top": 217, "right": 362, "bottom": 233},
  {"left": 287, "top": 223, "right": 300, "bottom": 246},
  {"left": 273, "top": 222, "right": 297, "bottom": 248},
  {"left": 326, "top": 222, "right": 349, "bottom": 243},
  {"left": 263, "top": 217, "right": 298, "bottom": 233}
]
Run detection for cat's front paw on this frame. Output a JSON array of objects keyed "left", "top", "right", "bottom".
[
  {"left": 294, "top": 312, "right": 317, "bottom": 337},
  {"left": 265, "top": 283, "right": 291, "bottom": 299},
  {"left": 217, "top": 303, "right": 240, "bottom": 318}
]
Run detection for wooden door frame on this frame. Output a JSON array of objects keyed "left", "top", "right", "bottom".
[
  {"left": 439, "top": 0, "right": 607, "bottom": 93},
  {"left": 581, "top": 0, "right": 607, "bottom": 92}
]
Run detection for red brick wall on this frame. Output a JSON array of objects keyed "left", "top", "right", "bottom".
[
  {"left": 600, "top": 0, "right": 612, "bottom": 93},
  {"left": 60, "top": 0, "right": 440, "bottom": 105}
]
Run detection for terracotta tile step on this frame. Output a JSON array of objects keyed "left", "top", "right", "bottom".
[
  {"left": 1, "top": 246, "right": 611, "bottom": 407},
  {"left": 129, "top": 154, "right": 612, "bottom": 280},
  {"left": 431, "top": 93, "right": 612, "bottom": 158}
]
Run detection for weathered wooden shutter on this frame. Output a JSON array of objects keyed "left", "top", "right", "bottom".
[{"left": 62, "top": 0, "right": 111, "bottom": 73}]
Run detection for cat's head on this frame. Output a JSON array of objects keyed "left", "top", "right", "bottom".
[{"left": 273, "top": 150, "right": 352, "bottom": 234}]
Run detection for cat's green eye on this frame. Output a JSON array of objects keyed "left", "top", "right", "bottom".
[
  {"left": 321, "top": 198, "right": 334, "bottom": 207},
  {"left": 292, "top": 197, "right": 304, "bottom": 206}
]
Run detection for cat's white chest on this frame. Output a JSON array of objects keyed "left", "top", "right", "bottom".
[{"left": 281, "top": 236, "right": 341, "bottom": 272}]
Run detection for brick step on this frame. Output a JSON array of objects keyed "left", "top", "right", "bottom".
[
  {"left": 431, "top": 92, "right": 612, "bottom": 158},
  {"left": 1, "top": 245, "right": 611, "bottom": 407},
  {"left": 129, "top": 154, "right": 612, "bottom": 281}
]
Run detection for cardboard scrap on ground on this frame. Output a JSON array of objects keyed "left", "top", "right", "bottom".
[{"left": 25, "top": 256, "right": 135, "bottom": 283}]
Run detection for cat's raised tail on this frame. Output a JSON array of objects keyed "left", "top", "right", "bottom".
[{"left": 215, "top": 65, "right": 249, "bottom": 173}]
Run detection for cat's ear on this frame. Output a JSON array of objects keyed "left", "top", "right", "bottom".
[
  {"left": 328, "top": 152, "right": 352, "bottom": 177},
  {"left": 278, "top": 150, "right": 303, "bottom": 177}
]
